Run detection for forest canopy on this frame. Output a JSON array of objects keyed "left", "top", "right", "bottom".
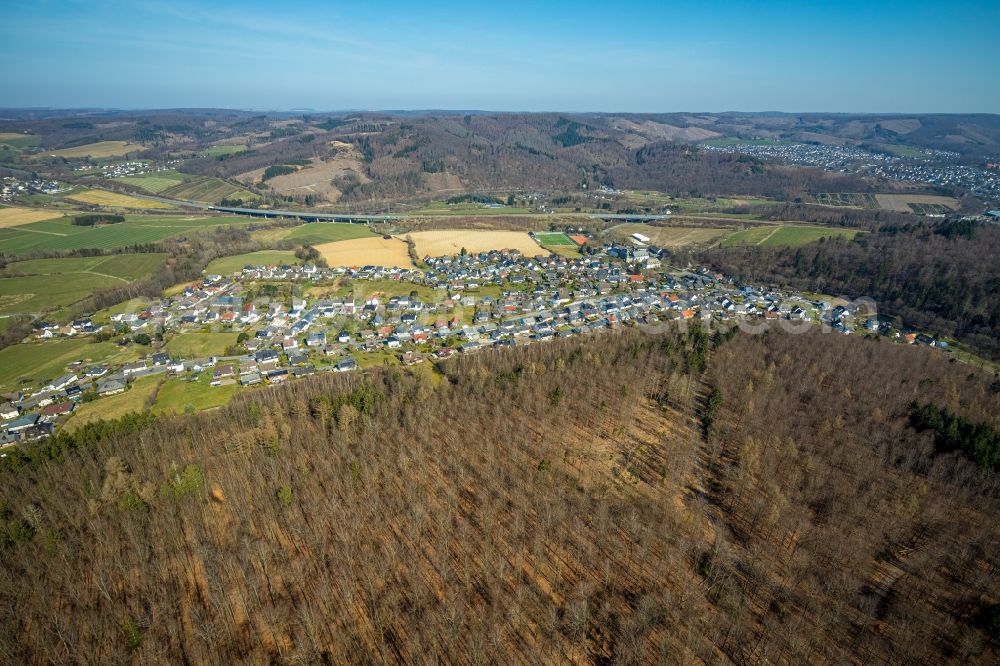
[{"left": 1, "top": 327, "right": 997, "bottom": 663}]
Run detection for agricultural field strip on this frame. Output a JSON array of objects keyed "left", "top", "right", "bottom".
[
  {"left": 0, "top": 215, "right": 258, "bottom": 254},
  {"left": 2, "top": 254, "right": 166, "bottom": 286},
  {"left": 5, "top": 226, "right": 67, "bottom": 236},
  {"left": 0, "top": 207, "right": 69, "bottom": 228},
  {"left": 44, "top": 140, "right": 145, "bottom": 158}
]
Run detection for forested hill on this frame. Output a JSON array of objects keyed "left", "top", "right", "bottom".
[
  {"left": 1, "top": 327, "right": 997, "bottom": 662},
  {"left": 177, "top": 115, "right": 867, "bottom": 202},
  {"left": 698, "top": 220, "right": 1000, "bottom": 359},
  {"left": 8, "top": 110, "right": 998, "bottom": 205}
]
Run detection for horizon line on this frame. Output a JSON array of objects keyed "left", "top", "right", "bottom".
[{"left": 1, "top": 107, "right": 999, "bottom": 117}]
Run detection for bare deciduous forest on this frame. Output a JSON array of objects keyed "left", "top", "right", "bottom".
[{"left": 1, "top": 327, "right": 998, "bottom": 663}]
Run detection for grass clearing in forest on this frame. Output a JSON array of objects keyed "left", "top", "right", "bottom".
[
  {"left": 0, "top": 132, "right": 41, "bottom": 149},
  {"left": 202, "top": 144, "right": 248, "bottom": 157},
  {"left": 721, "top": 225, "right": 860, "bottom": 248}
]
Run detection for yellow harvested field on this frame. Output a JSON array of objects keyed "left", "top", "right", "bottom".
[
  {"left": 46, "top": 141, "right": 145, "bottom": 158},
  {"left": 405, "top": 230, "right": 545, "bottom": 258},
  {"left": 316, "top": 237, "right": 414, "bottom": 268},
  {"left": 0, "top": 207, "right": 66, "bottom": 228},
  {"left": 875, "top": 193, "right": 959, "bottom": 212},
  {"left": 67, "top": 189, "right": 171, "bottom": 209}
]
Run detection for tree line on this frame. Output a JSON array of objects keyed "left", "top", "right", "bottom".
[{"left": 697, "top": 220, "right": 1000, "bottom": 359}]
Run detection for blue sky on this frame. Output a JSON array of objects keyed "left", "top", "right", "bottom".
[{"left": 1, "top": 0, "right": 997, "bottom": 112}]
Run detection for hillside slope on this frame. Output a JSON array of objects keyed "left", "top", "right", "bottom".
[{"left": 1, "top": 328, "right": 998, "bottom": 663}]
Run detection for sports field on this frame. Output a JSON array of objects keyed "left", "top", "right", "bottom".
[
  {"left": 0, "top": 214, "right": 255, "bottom": 254},
  {"left": 406, "top": 230, "right": 546, "bottom": 257},
  {"left": 46, "top": 141, "right": 145, "bottom": 158},
  {"left": 316, "top": 237, "right": 414, "bottom": 268},
  {"left": 67, "top": 189, "right": 171, "bottom": 209},
  {"left": 535, "top": 232, "right": 582, "bottom": 257},
  {"left": 0, "top": 206, "right": 68, "bottom": 228},
  {"left": 533, "top": 232, "right": 575, "bottom": 246},
  {"left": 0, "top": 253, "right": 168, "bottom": 314},
  {"left": 720, "top": 225, "right": 860, "bottom": 248},
  {"left": 205, "top": 250, "right": 300, "bottom": 274}
]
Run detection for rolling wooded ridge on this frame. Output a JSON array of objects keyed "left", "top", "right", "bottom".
[
  {"left": 696, "top": 220, "right": 1000, "bottom": 360},
  {"left": 1, "top": 326, "right": 997, "bottom": 663}
]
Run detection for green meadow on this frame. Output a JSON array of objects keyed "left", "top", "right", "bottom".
[
  {"left": 0, "top": 254, "right": 168, "bottom": 315},
  {"left": 117, "top": 170, "right": 187, "bottom": 193},
  {"left": 721, "top": 225, "right": 860, "bottom": 248},
  {"left": 283, "top": 223, "right": 376, "bottom": 245},
  {"left": 533, "top": 232, "right": 575, "bottom": 246},
  {"left": 153, "top": 372, "right": 242, "bottom": 415},
  {"left": 205, "top": 250, "right": 300, "bottom": 275},
  {"left": 0, "top": 339, "right": 141, "bottom": 390},
  {"left": 0, "top": 214, "right": 257, "bottom": 255},
  {"left": 163, "top": 331, "right": 239, "bottom": 358},
  {"left": 202, "top": 144, "right": 248, "bottom": 157}
]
